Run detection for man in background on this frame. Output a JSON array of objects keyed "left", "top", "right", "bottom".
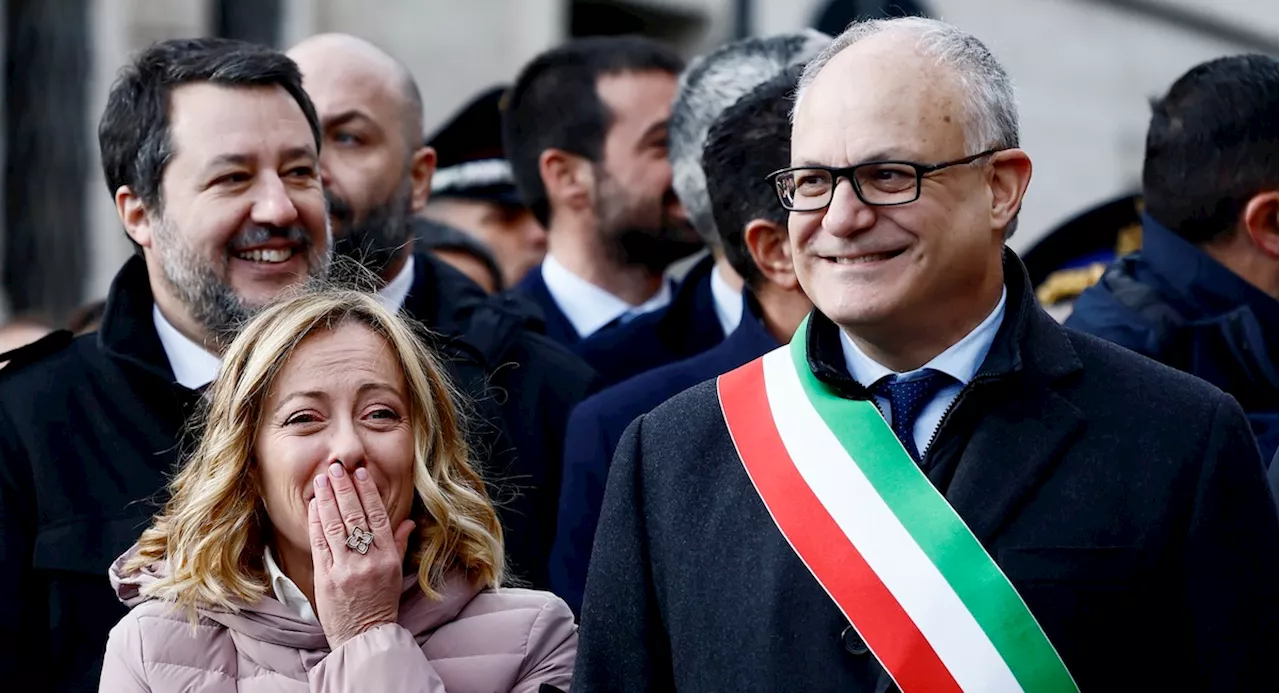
[
  {"left": 550, "top": 36, "right": 827, "bottom": 613},
  {"left": 288, "top": 33, "right": 598, "bottom": 588},
  {"left": 664, "top": 29, "right": 831, "bottom": 339},
  {"left": 503, "top": 36, "right": 720, "bottom": 384},
  {"left": 1067, "top": 55, "right": 1279, "bottom": 462}
]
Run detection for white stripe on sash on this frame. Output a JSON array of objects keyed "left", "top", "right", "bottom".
[{"left": 762, "top": 348, "right": 1022, "bottom": 692}]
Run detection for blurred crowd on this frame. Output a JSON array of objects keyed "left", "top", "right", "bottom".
[{"left": 0, "top": 13, "right": 1275, "bottom": 693}]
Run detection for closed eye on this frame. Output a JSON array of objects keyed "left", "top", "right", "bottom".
[
  {"left": 367, "top": 408, "right": 400, "bottom": 421},
  {"left": 284, "top": 412, "right": 320, "bottom": 425},
  {"left": 213, "top": 171, "right": 252, "bottom": 186}
]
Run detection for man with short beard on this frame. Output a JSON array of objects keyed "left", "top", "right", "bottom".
[
  {"left": 0, "top": 38, "right": 330, "bottom": 691},
  {"left": 287, "top": 34, "right": 599, "bottom": 591},
  {"left": 503, "top": 37, "right": 726, "bottom": 385}
]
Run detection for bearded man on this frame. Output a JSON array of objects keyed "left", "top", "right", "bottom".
[
  {"left": 0, "top": 38, "right": 331, "bottom": 691},
  {"left": 503, "top": 36, "right": 724, "bottom": 384}
]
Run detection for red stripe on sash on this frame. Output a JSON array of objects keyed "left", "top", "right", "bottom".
[{"left": 719, "top": 359, "right": 961, "bottom": 692}]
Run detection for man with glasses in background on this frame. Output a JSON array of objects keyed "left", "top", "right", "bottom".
[{"left": 574, "top": 17, "right": 1275, "bottom": 692}]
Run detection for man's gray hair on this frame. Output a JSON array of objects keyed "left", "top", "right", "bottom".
[
  {"left": 796, "top": 17, "right": 1019, "bottom": 153},
  {"left": 794, "top": 17, "right": 1022, "bottom": 236},
  {"left": 670, "top": 29, "right": 831, "bottom": 249}
]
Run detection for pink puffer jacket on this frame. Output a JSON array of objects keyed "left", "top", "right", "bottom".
[{"left": 100, "top": 546, "right": 576, "bottom": 692}]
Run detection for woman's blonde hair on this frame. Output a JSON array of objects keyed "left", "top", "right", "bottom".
[{"left": 125, "top": 288, "right": 504, "bottom": 614}]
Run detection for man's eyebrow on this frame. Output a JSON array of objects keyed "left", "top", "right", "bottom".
[
  {"left": 640, "top": 119, "right": 669, "bottom": 142},
  {"left": 201, "top": 146, "right": 316, "bottom": 175},
  {"left": 794, "top": 151, "right": 916, "bottom": 168},
  {"left": 204, "top": 153, "right": 252, "bottom": 172},
  {"left": 322, "top": 109, "right": 377, "bottom": 130},
  {"left": 281, "top": 145, "right": 318, "bottom": 163}
]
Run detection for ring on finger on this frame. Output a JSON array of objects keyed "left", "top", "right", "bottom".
[{"left": 345, "top": 526, "right": 374, "bottom": 554}]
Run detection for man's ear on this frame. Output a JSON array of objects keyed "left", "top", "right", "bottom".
[
  {"left": 538, "top": 148, "right": 593, "bottom": 218},
  {"left": 115, "top": 186, "right": 155, "bottom": 249},
  {"left": 1242, "top": 190, "right": 1279, "bottom": 259},
  {"left": 409, "top": 145, "right": 438, "bottom": 214},
  {"left": 743, "top": 218, "right": 799, "bottom": 291},
  {"left": 988, "top": 148, "right": 1033, "bottom": 234}
]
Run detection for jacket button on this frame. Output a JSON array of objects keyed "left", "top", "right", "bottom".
[{"left": 842, "top": 625, "right": 869, "bottom": 655}]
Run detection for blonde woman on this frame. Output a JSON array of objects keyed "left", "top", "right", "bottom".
[{"left": 100, "top": 290, "right": 575, "bottom": 692}]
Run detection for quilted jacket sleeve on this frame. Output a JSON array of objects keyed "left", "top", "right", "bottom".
[
  {"left": 511, "top": 596, "right": 577, "bottom": 693},
  {"left": 308, "top": 624, "right": 445, "bottom": 693},
  {"left": 98, "top": 613, "right": 151, "bottom": 692}
]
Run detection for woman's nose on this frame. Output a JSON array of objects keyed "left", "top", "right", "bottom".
[{"left": 326, "top": 420, "right": 367, "bottom": 470}]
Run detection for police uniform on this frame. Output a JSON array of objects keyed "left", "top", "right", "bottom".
[{"left": 1023, "top": 192, "right": 1142, "bottom": 322}]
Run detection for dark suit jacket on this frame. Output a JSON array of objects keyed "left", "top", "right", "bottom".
[
  {"left": 401, "top": 252, "right": 599, "bottom": 589},
  {"left": 549, "top": 293, "right": 779, "bottom": 613},
  {"left": 514, "top": 255, "right": 725, "bottom": 385},
  {"left": 575, "top": 251, "right": 1277, "bottom": 692}
]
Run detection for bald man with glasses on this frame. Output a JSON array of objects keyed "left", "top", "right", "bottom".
[{"left": 574, "top": 17, "right": 1275, "bottom": 692}]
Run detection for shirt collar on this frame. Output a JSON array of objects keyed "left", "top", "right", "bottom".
[
  {"left": 840, "top": 285, "right": 1008, "bottom": 386},
  {"left": 264, "top": 545, "right": 319, "bottom": 624},
  {"left": 378, "top": 254, "right": 417, "bottom": 313},
  {"left": 541, "top": 253, "right": 672, "bottom": 338},
  {"left": 152, "top": 305, "right": 221, "bottom": 390},
  {"left": 710, "top": 264, "right": 744, "bottom": 337}
]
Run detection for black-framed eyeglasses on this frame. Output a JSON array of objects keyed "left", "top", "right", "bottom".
[{"left": 766, "top": 148, "right": 1005, "bottom": 212}]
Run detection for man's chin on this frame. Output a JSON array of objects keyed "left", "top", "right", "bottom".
[{"left": 618, "top": 231, "right": 705, "bottom": 273}]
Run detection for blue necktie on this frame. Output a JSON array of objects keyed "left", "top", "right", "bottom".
[{"left": 871, "top": 369, "right": 955, "bottom": 465}]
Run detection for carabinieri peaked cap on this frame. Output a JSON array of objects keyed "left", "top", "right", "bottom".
[
  {"left": 1024, "top": 192, "right": 1144, "bottom": 307},
  {"left": 425, "top": 85, "right": 521, "bottom": 206}
]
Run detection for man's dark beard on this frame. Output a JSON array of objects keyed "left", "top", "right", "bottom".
[
  {"left": 615, "top": 221, "right": 704, "bottom": 274},
  {"left": 327, "top": 181, "right": 414, "bottom": 279},
  {"left": 595, "top": 172, "right": 704, "bottom": 274}
]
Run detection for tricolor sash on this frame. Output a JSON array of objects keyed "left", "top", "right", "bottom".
[{"left": 716, "top": 319, "right": 1077, "bottom": 693}]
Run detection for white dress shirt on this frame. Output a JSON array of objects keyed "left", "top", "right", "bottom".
[
  {"left": 264, "top": 545, "right": 319, "bottom": 623},
  {"left": 840, "top": 287, "right": 1007, "bottom": 458},
  {"left": 378, "top": 254, "right": 416, "bottom": 313},
  {"left": 710, "top": 264, "right": 744, "bottom": 337},
  {"left": 153, "top": 306, "right": 221, "bottom": 390},
  {"left": 541, "top": 254, "right": 672, "bottom": 339}
]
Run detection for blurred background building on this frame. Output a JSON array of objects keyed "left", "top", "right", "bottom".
[{"left": 0, "top": 0, "right": 1276, "bottom": 324}]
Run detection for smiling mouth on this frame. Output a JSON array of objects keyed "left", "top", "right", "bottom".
[
  {"left": 234, "top": 247, "right": 298, "bottom": 264},
  {"left": 824, "top": 248, "right": 906, "bottom": 265}
]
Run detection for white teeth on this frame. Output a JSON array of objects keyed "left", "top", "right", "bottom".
[
  {"left": 236, "top": 248, "right": 294, "bottom": 263},
  {"left": 832, "top": 253, "right": 892, "bottom": 265}
]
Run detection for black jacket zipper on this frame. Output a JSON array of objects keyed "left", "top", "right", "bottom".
[{"left": 920, "top": 372, "right": 1000, "bottom": 468}]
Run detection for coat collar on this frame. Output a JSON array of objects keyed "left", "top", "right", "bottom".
[
  {"left": 805, "top": 248, "right": 1082, "bottom": 393},
  {"left": 97, "top": 255, "right": 181, "bottom": 386},
  {"left": 1139, "top": 214, "right": 1279, "bottom": 338},
  {"left": 727, "top": 290, "right": 783, "bottom": 357},
  {"left": 802, "top": 248, "right": 1086, "bottom": 542},
  {"left": 400, "top": 251, "right": 489, "bottom": 336},
  {"left": 654, "top": 253, "right": 726, "bottom": 355}
]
